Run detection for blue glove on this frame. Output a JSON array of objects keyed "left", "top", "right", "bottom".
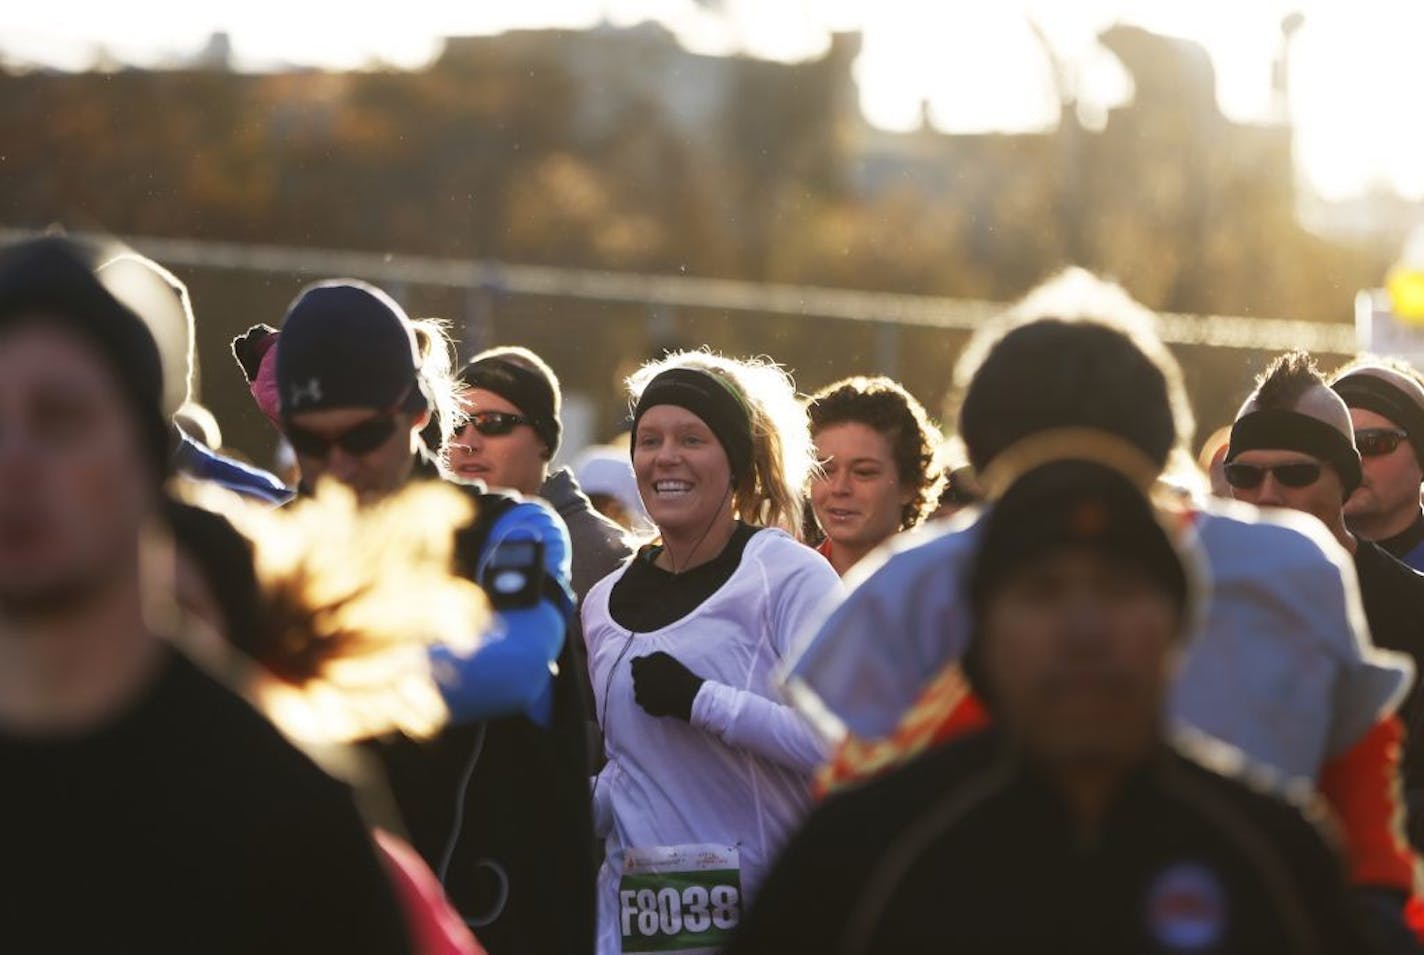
[{"left": 430, "top": 498, "right": 573, "bottom": 728}]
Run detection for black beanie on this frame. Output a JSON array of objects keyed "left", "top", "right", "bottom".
[
  {"left": 0, "top": 237, "right": 171, "bottom": 479},
  {"left": 1226, "top": 409, "right": 1363, "bottom": 497},
  {"left": 459, "top": 355, "right": 562, "bottom": 458},
  {"left": 276, "top": 280, "right": 426, "bottom": 418},
  {"left": 964, "top": 459, "right": 1188, "bottom": 708}
]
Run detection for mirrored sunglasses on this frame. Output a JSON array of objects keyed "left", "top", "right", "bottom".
[
  {"left": 1356, "top": 428, "right": 1409, "bottom": 458},
  {"left": 457, "top": 411, "right": 533, "bottom": 438}
]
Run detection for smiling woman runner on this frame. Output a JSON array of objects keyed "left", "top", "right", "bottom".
[{"left": 581, "top": 351, "right": 842, "bottom": 955}]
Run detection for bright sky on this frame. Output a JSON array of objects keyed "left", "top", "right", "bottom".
[{"left": 4, "top": 0, "right": 1423, "bottom": 201}]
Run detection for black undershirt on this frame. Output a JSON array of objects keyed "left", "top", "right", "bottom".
[
  {"left": 609, "top": 523, "right": 757, "bottom": 632},
  {"left": 1379, "top": 509, "right": 1424, "bottom": 562}
]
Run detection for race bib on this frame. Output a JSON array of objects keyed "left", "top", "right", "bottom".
[{"left": 618, "top": 844, "right": 742, "bottom": 953}]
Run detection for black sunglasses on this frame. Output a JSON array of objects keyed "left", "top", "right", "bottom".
[
  {"left": 456, "top": 411, "right": 533, "bottom": 438},
  {"left": 1356, "top": 427, "right": 1409, "bottom": 458},
  {"left": 1223, "top": 461, "right": 1323, "bottom": 489},
  {"left": 286, "top": 414, "right": 400, "bottom": 458}
]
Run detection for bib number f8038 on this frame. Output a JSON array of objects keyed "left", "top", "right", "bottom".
[{"left": 618, "top": 845, "right": 741, "bottom": 953}]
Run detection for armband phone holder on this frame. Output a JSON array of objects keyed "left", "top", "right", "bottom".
[{"left": 480, "top": 538, "right": 546, "bottom": 610}]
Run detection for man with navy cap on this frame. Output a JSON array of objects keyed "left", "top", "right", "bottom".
[
  {"left": 251, "top": 279, "right": 595, "bottom": 955},
  {"left": 273, "top": 280, "right": 448, "bottom": 503}
]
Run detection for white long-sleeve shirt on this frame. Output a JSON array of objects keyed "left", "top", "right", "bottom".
[{"left": 584, "top": 527, "right": 841, "bottom": 955}]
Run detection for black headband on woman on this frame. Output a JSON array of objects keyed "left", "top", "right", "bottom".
[
  {"left": 630, "top": 367, "right": 754, "bottom": 482},
  {"left": 1226, "top": 408, "right": 1362, "bottom": 494}
]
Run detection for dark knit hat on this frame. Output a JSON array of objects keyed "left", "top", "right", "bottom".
[
  {"left": 964, "top": 459, "right": 1188, "bottom": 707},
  {"left": 276, "top": 280, "right": 426, "bottom": 418},
  {"left": 0, "top": 237, "right": 171, "bottom": 479},
  {"left": 459, "top": 355, "right": 562, "bottom": 458},
  {"left": 1226, "top": 408, "right": 1362, "bottom": 497}
]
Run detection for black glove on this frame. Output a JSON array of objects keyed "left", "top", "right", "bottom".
[
  {"left": 231, "top": 323, "right": 278, "bottom": 383},
  {"left": 631, "top": 652, "right": 704, "bottom": 722}
]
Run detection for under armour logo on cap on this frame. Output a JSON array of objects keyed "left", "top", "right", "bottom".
[
  {"left": 289, "top": 378, "right": 323, "bottom": 407},
  {"left": 275, "top": 280, "right": 421, "bottom": 417}
]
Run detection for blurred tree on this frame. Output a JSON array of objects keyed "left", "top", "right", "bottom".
[{"left": 0, "top": 22, "right": 1400, "bottom": 459}]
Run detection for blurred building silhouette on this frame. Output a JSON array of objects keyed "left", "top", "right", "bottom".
[{"left": 0, "top": 19, "right": 1406, "bottom": 460}]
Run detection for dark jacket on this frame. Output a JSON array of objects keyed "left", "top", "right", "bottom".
[
  {"left": 1377, "top": 510, "right": 1424, "bottom": 572},
  {"left": 731, "top": 729, "right": 1366, "bottom": 955},
  {"left": 1352, "top": 537, "right": 1424, "bottom": 848},
  {"left": 540, "top": 466, "right": 632, "bottom": 730},
  {"left": 375, "top": 475, "right": 595, "bottom": 955},
  {"left": 540, "top": 467, "right": 633, "bottom": 602}
]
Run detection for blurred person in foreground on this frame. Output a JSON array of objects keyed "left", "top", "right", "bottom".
[
  {"left": 1226, "top": 351, "right": 1424, "bottom": 851},
  {"left": 0, "top": 237, "right": 409, "bottom": 953},
  {"left": 235, "top": 283, "right": 593, "bottom": 955},
  {"left": 805, "top": 376, "right": 944, "bottom": 577},
  {"left": 787, "top": 270, "right": 1420, "bottom": 947},
  {"left": 165, "top": 488, "right": 493, "bottom": 955},
  {"left": 733, "top": 456, "right": 1369, "bottom": 953},
  {"left": 1331, "top": 358, "right": 1424, "bottom": 571}
]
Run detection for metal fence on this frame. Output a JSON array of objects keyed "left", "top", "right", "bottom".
[
  {"left": 0, "top": 226, "right": 1360, "bottom": 462},
  {"left": 2, "top": 227, "right": 1357, "bottom": 354}
]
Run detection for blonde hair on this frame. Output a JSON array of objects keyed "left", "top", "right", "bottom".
[
  {"left": 409, "top": 317, "right": 464, "bottom": 461},
  {"left": 627, "top": 350, "right": 814, "bottom": 539}
]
